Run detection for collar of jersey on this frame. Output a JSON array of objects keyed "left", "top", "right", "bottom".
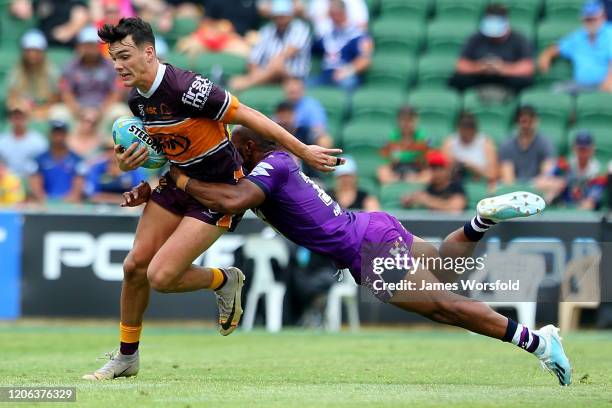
[{"left": 137, "top": 62, "right": 166, "bottom": 99}]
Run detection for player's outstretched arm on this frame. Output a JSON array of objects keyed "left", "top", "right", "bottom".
[
  {"left": 231, "top": 103, "right": 344, "bottom": 173},
  {"left": 169, "top": 167, "right": 265, "bottom": 214}
]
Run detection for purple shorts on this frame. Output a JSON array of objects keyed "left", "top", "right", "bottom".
[
  {"left": 349, "top": 212, "right": 414, "bottom": 302},
  {"left": 150, "top": 175, "right": 243, "bottom": 232}
]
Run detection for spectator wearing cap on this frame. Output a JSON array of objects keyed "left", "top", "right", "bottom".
[
  {"left": 85, "top": 139, "right": 148, "bottom": 205},
  {"left": 449, "top": 3, "right": 534, "bottom": 95},
  {"left": 0, "top": 99, "right": 48, "bottom": 179},
  {"left": 442, "top": 112, "right": 498, "bottom": 182},
  {"left": 283, "top": 77, "right": 333, "bottom": 147},
  {"left": 539, "top": 0, "right": 612, "bottom": 94},
  {"left": 29, "top": 120, "right": 86, "bottom": 204},
  {"left": 401, "top": 151, "right": 467, "bottom": 212},
  {"left": 308, "top": 0, "right": 374, "bottom": 92},
  {"left": 329, "top": 156, "right": 379, "bottom": 211},
  {"left": 378, "top": 106, "right": 429, "bottom": 185},
  {"left": 229, "top": 0, "right": 311, "bottom": 92},
  {"left": 544, "top": 131, "right": 606, "bottom": 209},
  {"left": 6, "top": 29, "right": 60, "bottom": 121},
  {"left": 58, "top": 26, "right": 125, "bottom": 125},
  {"left": 0, "top": 157, "right": 25, "bottom": 206},
  {"left": 499, "top": 105, "right": 556, "bottom": 186}
]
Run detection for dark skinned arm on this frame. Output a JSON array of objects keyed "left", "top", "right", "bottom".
[{"left": 169, "top": 166, "right": 265, "bottom": 214}]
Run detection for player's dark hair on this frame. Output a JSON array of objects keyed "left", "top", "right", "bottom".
[
  {"left": 457, "top": 111, "right": 478, "bottom": 129},
  {"left": 485, "top": 4, "right": 509, "bottom": 17},
  {"left": 98, "top": 17, "right": 155, "bottom": 48},
  {"left": 516, "top": 104, "right": 538, "bottom": 120},
  {"left": 233, "top": 126, "right": 277, "bottom": 153}
]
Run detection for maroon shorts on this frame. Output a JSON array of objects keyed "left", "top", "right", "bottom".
[{"left": 150, "top": 175, "right": 243, "bottom": 232}]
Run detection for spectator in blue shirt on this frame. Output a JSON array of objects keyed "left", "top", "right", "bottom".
[
  {"left": 308, "top": 0, "right": 374, "bottom": 92},
  {"left": 283, "top": 77, "right": 333, "bottom": 147},
  {"left": 29, "top": 119, "right": 86, "bottom": 204},
  {"left": 85, "top": 140, "right": 148, "bottom": 205},
  {"left": 538, "top": 0, "right": 612, "bottom": 94}
]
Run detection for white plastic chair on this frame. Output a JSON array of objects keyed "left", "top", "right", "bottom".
[
  {"left": 325, "top": 269, "right": 360, "bottom": 332},
  {"left": 241, "top": 235, "right": 289, "bottom": 332},
  {"left": 469, "top": 252, "right": 546, "bottom": 328},
  {"left": 559, "top": 254, "right": 601, "bottom": 332}
]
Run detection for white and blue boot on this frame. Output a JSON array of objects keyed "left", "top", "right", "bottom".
[
  {"left": 533, "top": 325, "right": 572, "bottom": 386},
  {"left": 477, "top": 191, "right": 546, "bottom": 222}
]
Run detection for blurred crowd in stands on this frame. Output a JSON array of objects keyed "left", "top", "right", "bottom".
[{"left": 0, "top": 0, "right": 611, "bottom": 213}]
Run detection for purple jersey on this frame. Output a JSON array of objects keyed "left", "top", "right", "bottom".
[{"left": 246, "top": 151, "right": 371, "bottom": 269}]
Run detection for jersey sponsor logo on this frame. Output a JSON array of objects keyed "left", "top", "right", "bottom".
[
  {"left": 150, "top": 133, "right": 192, "bottom": 157},
  {"left": 250, "top": 162, "right": 274, "bottom": 177},
  {"left": 146, "top": 106, "right": 158, "bottom": 115},
  {"left": 128, "top": 125, "right": 164, "bottom": 155},
  {"left": 138, "top": 104, "right": 145, "bottom": 117},
  {"left": 181, "top": 75, "right": 213, "bottom": 110}
]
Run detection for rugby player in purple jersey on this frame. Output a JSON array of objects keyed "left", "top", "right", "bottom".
[
  {"left": 123, "top": 126, "right": 572, "bottom": 386},
  {"left": 83, "top": 18, "right": 344, "bottom": 381}
]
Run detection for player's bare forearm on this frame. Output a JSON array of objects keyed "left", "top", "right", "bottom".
[
  {"left": 231, "top": 104, "right": 345, "bottom": 172},
  {"left": 232, "top": 104, "right": 308, "bottom": 157}
]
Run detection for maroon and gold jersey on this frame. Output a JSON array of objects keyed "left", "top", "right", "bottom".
[{"left": 128, "top": 63, "right": 244, "bottom": 182}]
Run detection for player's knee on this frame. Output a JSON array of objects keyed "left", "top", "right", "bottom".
[
  {"left": 147, "top": 267, "right": 174, "bottom": 293},
  {"left": 123, "top": 251, "right": 150, "bottom": 282}
]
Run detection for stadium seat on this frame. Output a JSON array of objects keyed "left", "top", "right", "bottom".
[
  {"left": 350, "top": 87, "right": 404, "bottom": 123},
  {"left": 47, "top": 48, "right": 74, "bottom": 67},
  {"left": 419, "top": 118, "right": 454, "bottom": 147},
  {"left": 416, "top": 54, "right": 457, "bottom": 88},
  {"left": 494, "top": 183, "right": 544, "bottom": 197},
  {"left": 536, "top": 58, "right": 573, "bottom": 86},
  {"left": 237, "top": 86, "right": 284, "bottom": 117},
  {"left": 435, "top": 0, "right": 487, "bottom": 21},
  {"left": 165, "top": 50, "right": 192, "bottom": 69},
  {"left": 306, "top": 87, "right": 348, "bottom": 140},
  {"left": 371, "top": 17, "right": 426, "bottom": 56},
  {"left": 380, "top": 182, "right": 424, "bottom": 210},
  {"left": 0, "top": 48, "right": 20, "bottom": 74},
  {"left": 536, "top": 20, "right": 578, "bottom": 51},
  {"left": 165, "top": 16, "right": 200, "bottom": 46},
  {"left": 0, "top": 8, "right": 36, "bottom": 47},
  {"left": 379, "top": 0, "right": 430, "bottom": 18},
  {"left": 343, "top": 145, "right": 386, "bottom": 181},
  {"left": 342, "top": 120, "right": 394, "bottom": 150},
  {"left": 545, "top": 0, "right": 584, "bottom": 23},
  {"left": 470, "top": 252, "right": 545, "bottom": 328},
  {"left": 407, "top": 88, "right": 462, "bottom": 144},
  {"left": 538, "top": 120, "right": 569, "bottom": 156},
  {"left": 192, "top": 52, "right": 247, "bottom": 78},
  {"left": 559, "top": 254, "right": 601, "bottom": 332},
  {"left": 481, "top": 121, "right": 511, "bottom": 147},
  {"left": 426, "top": 20, "right": 477, "bottom": 56},
  {"left": 463, "top": 91, "right": 517, "bottom": 139},
  {"left": 510, "top": 18, "right": 535, "bottom": 44},
  {"left": 464, "top": 181, "right": 492, "bottom": 209},
  {"left": 497, "top": 0, "right": 542, "bottom": 23},
  {"left": 520, "top": 90, "right": 572, "bottom": 127},
  {"left": 575, "top": 92, "right": 612, "bottom": 128},
  {"left": 366, "top": 53, "right": 416, "bottom": 89},
  {"left": 325, "top": 270, "right": 360, "bottom": 332},
  {"left": 242, "top": 235, "right": 289, "bottom": 333}
]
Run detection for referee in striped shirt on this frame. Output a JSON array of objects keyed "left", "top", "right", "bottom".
[{"left": 230, "top": 0, "right": 311, "bottom": 92}]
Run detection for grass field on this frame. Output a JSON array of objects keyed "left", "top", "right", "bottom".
[{"left": 0, "top": 322, "right": 611, "bottom": 408}]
